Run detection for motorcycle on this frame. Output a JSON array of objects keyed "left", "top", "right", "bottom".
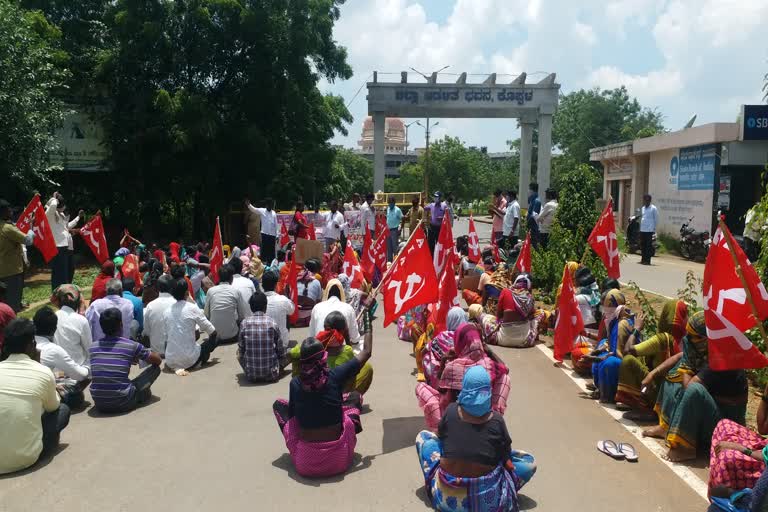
[
  {"left": 679, "top": 217, "right": 711, "bottom": 262},
  {"left": 625, "top": 212, "right": 658, "bottom": 256}
]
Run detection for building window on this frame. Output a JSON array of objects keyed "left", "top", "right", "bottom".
[{"left": 610, "top": 181, "right": 620, "bottom": 211}]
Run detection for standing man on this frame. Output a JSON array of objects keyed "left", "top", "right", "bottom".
[
  {"left": 386, "top": 196, "right": 403, "bottom": 262},
  {"left": 404, "top": 196, "right": 424, "bottom": 237},
  {"left": 45, "top": 192, "right": 83, "bottom": 290},
  {"left": 317, "top": 200, "right": 345, "bottom": 253},
  {"left": 245, "top": 198, "right": 278, "bottom": 263},
  {"left": 360, "top": 193, "right": 376, "bottom": 236},
  {"left": 425, "top": 191, "right": 446, "bottom": 254},
  {"left": 502, "top": 190, "right": 520, "bottom": 250},
  {"left": 243, "top": 198, "right": 262, "bottom": 249},
  {"left": 0, "top": 199, "right": 36, "bottom": 312},
  {"left": 640, "top": 194, "right": 658, "bottom": 266},
  {"left": 489, "top": 189, "right": 507, "bottom": 245},
  {"left": 535, "top": 188, "right": 559, "bottom": 249},
  {"left": 344, "top": 193, "right": 361, "bottom": 212},
  {"left": 527, "top": 183, "right": 542, "bottom": 248}
]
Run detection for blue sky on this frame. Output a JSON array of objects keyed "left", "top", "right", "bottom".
[{"left": 323, "top": 0, "right": 768, "bottom": 152}]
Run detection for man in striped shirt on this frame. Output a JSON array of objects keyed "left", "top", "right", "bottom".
[{"left": 89, "top": 307, "right": 162, "bottom": 413}]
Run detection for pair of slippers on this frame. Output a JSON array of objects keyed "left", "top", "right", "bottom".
[{"left": 597, "top": 440, "right": 638, "bottom": 462}]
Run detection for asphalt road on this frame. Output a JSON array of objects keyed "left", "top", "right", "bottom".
[{"left": 0, "top": 318, "right": 707, "bottom": 511}]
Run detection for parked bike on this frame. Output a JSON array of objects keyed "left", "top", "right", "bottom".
[{"left": 679, "top": 217, "right": 711, "bottom": 262}]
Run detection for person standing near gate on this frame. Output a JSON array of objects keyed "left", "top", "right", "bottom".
[
  {"left": 425, "top": 191, "right": 446, "bottom": 254},
  {"left": 640, "top": 194, "right": 658, "bottom": 266},
  {"left": 386, "top": 196, "right": 403, "bottom": 262}
]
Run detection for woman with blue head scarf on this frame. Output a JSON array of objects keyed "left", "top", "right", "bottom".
[{"left": 416, "top": 366, "right": 536, "bottom": 511}]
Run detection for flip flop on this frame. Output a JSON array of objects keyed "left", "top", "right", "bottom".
[
  {"left": 618, "top": 442, "right": 639, "bottom": 462},
  {"left": 596, "top": 440, "right": 625, "bottom": 460},
  {"left": 586, "top": 383, "right": 597, "bottom": 391}
]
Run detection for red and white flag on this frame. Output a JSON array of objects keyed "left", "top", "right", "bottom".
[
  {"left": 121, "top": 253, "right": 143, "bottom": 287},
  {"left": 375, "top": 213, "right": 387, "bottom": 239},
  {"left": 362, "top": 225, "right": 388, "bottom": 279},
  {"left": 587, "top": 199, "right": 621, "bottom": 279},
  {"left": 79, "top": 214, "right": 109, "bottom": 263},
  {"left": 467, "top": 216, "right": 482, "bottom": 263},
  {"left": 209, "top": 216, "right": 224, "bottom": 284},
  {"left": 16, "top": 194, "right": 57, "bottom": 263},
  {"left": 307, "top": 221, "right": 317, "bottom": 241},
  {"left": 433, "top": 262, "right": 459, "bottom": 333},
  {"left": 381, "top": 228, "right": 438, "bottom": 326},
  {"left": 490, "top": 234, "right": 501, "bottom": 263},
  {"left": 279, "top": 221, "right": 291, "bottom": 247},
  {"left": 553, "top": 265, "right": 585, "bottom": 362},
  {"left": 703, "top": 222, "right": 768, "bottom": 370},
  {"left": 514, "top": 233, "right": 532, "bottom": 274},
  {"left": 342, "top": 240, "right": 365, "bottom": 289},
  {"left": 286, "top": 252, "right": 300, "bottom": 324},
  {"left": 433, "top": 211, "right": 455, "bottom": 276},
  {"left": 361, "top": 227, "right": 374, "bottom": 281}
]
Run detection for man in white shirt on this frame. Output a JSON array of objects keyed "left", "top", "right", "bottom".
[
  {"left": 33, "top": 307, "right": 90, "bottom": 408},
  {"left": 502, "top": 190, "right": 521, "bottom": 250},
  {"left": 317, "top": 200, "right": 346, "bottom": 252},
  {"left": 309, "top": 279, "right": 362, "bottom": 347},
  {"left": 245, "top": 197, "right": 278, "bottom": 263},
  {"left": 0, "top": 318, "right": 69, "bottom": 474},
  {"left": 164, "top": 278, "right": 218, "bottom": 375},
  {"left": 142, "top": 275, "right": 176, "bottom": 354},
  {"left": 45, "top": 192, "right": 83, "bottom": 290},
  {"left": 261, "top": 269, "right": 295, "bottom": 349},
  {"left": 534, "top": 188, "right": 559, "bottom": 249},
  {"left": 50, "top": 284, "right": 92, "bottom": 367},
  {"left": 640, "top": 194, "right": 659, "bottom": 265},
  {"left": 204, "top": 265, "right": 250, "bottom": 343},
  {"left": 360, "top": 193, "right": 376, "bottom": 234},
  {"left": 229, "top": 257, "right": 257, "bottom": 305}
]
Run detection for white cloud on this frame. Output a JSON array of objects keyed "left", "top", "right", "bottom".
[
  {"left": 572, "top": 22, "right": 597, "bottom": 46},
  {"left": 587, "top": 66, "right": 683, "bottom": 102}
]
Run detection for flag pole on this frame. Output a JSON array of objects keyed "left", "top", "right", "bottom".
[
  {"left": 719, "top": 217, "right": 768, "bottom": 344},
  {"left": 357, "top": 219, "right": 426, "bottom": 322}
]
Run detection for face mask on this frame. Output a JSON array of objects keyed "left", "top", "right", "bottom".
[{"left": 602, "top": 306, "right": 618, "bottom": 322}]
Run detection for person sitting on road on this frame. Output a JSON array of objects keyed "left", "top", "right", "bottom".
[
  {"left": 164, "top": 278, "right": 219, "bottom": 376},
  {"left": 0, "top": 281, "right": 16, "bottom": 352},
  {"left": 238, "top": 290, "right": 286, "bottom": 383},
  {"left": 583, "top": 303, "right": 634, "bottom": 403},
  {"left": 90, "top": 260, "right": 115, "bottom": 302},
  {"left": 89, "top": 307, "right": 162, "bottom": 413},
  {"left": 272, "top": 307, "right": 373, "bottom": 478},
  {"left": 308, "top": 279, "right": 362, "bottom": 348},
  {"left": 229, "top": 256, "right": 257, "bottom": 307},
  {"left": 571, "top": 288, "right": 625, "bottom": 376},
  {"left": 416, "top": 366, "right": 535, "bottom": 512},
  {"left": 204, "top": 265, "right": 250, "bottom": 344},
  {"left": 122, "top": 277, "right": 144, "bottom": 339},
  {"left": 417, "top": 307, "right": 467, "bottom": 387},
  {"left": 142, "top": 274, "right": 176, "bottom": 355},
  {"left": 289, "top": 311, "right": 373, "bottom": 395},
  {"left": 85, "top": 279, "right": 135, "bottom": 342},
  {"left": 296, "top": 258, "right": 323, "bottom": 302},
  {"left": 494, "top": 273, "right": 537, "bottom": 348},
  {"left": 262, "top": 269, "right": 295, "bottom": 350},
  {"left": 461, "top": 256, "right": 495, "bottom": 306},
  {"left": 50, "top": 284, "right": 92, "bottom": 367},
  {"left": 0, "top": 318, "right": 70, "bottom": 474},
  {"left": 32, "top": 307, "right": 90, "bottom": 409}
]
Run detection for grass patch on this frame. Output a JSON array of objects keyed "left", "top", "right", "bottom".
[
  {"left": 19, "top": 265, "right": 100, "bottom": 319},
  {"left": 656, "top": 232, "right": 680, "bottom": 256}
]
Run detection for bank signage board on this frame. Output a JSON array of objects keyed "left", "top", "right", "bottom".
[
  {"left": 677, "top": 144, "right": 716, "bottom": 191},
  {"left": 743, "top": 105, "right": 768, "bottom": 141}
]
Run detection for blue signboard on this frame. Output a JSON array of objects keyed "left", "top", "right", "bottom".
[
  {"left": 743, "top": 105, "right": 768, "bottom": 140},
  {"left": 677, "top": 144, "right": 716, "bottom": 191}
]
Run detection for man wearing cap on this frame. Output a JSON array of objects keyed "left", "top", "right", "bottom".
[
  {"left": 0, "top": 199, "right": 36, "bottom": 312},
  {"left": 424, "top": 191, "right": 446, "bottom": 254}
]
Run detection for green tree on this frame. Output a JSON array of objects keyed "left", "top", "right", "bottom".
[
  {"left": 552, "top": 86, "right": 664, "bottom": 165},
  {"left": 322, "top": 148, "right": 372, "bottom": 200},
  {"left": 0, "top": 0, "right": 69, "bottom": 197}
]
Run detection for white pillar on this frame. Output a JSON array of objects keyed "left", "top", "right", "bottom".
[
  {"left": 373, "top": 112, "right": 385, "bottom": 192},
  {"left": 537, "top": 113, "right": 553, "bottom": 192},
  {"left": 519, "top": 122, "right": 534, "bottom": 195}
]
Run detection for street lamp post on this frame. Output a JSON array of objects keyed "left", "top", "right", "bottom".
[
  {"left": 404, "top": 121, "right": 417, "bottom": 157},
  {"left": 416, "top": 118, "right": 439, "bottom": 199}
]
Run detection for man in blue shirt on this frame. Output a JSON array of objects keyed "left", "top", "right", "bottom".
[
  {"left": 425, "top": 191, "right": 446, "bottom": 255},
  {"left": 640, "top": 194, "right": 658, "bottom": 265},
  {"left": 122, "top": 277, "right": 144, "bottom": 339},
  {"left": 386, "top": 196, "right": 403, "bottom": 262},
  {"left": 527, "top": 183, "right": 542, "bottom": 248}
]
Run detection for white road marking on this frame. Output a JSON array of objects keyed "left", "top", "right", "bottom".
[{"left": 534, "top": 343, "right": 709, "bottom": 502}]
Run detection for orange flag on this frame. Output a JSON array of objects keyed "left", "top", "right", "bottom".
[{"left": 553, "top": 265, "right": 584, "bottom": 362}]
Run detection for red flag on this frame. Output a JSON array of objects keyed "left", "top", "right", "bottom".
[
  {"left": 375, "top": 213, "right": 387, "bottom": 239},
  {"left": 433, "top": 210, "right": 455, "bottom": 276},
  {"left": 587, "top": 199, "right": 620, "bottom": 279},
  {"left": 553, "top": 266, "right": 584, "bottom": 362},
  {"left": 308, "top": 221, "right": 317, "bottom": 241},
  {"left": 79, "top": 214, "right": 109, "bottom": 263},
  {"left": 121, "top": 253, "right": 143, "bottom": 287},
  {"left": 279, "top": 221, "right": 291, "bottom": 247},
  {"left": 381, "top": 228, "right": 438, "bottom": 326},
  {"left": 16, "top": 195, "right": 57, "bottom": 263},
  {"left": 342, "top": 240, "right": 365, "bottom": 289},
  {"left": 361, "top": 227, "right": 374, "bottom": 281},
  {"left": 209, "top": 217, "right": 224, "bottom": 284},
  {"left": 514, "top": 233, "right": 532, "bottom": 274},
  {"left": 467, "top": 216, "right": 482, "bottom": 263},
  {"left": 286, "top": 252, "right": 300, "bottom": 324},
  {"left": 490, "top": 235, "right": 501, "bottom": 264},
  {"left": 362, "top": 226, "right": 389, "bottom": 279},
  {"left": 703, "top": 224, "right": 768, "bottom": 370},
  {"left": 433, "top": 262, "right": 459, "bottom": 333}
]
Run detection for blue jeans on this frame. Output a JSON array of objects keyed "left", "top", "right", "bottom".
[{"left": 387, "top": 228, "right": 400, "bottom": 262}]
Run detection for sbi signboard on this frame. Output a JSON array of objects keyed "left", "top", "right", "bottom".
[{"left": 743, "top": 105, "right": 768, "bottom": 140}]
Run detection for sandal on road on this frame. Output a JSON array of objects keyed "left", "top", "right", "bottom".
[
  {"left": 597, "top": 440, "right": 625, "bottom": 460},
  {"left": 618, "top": 442, "right": 639, "bottom": 462}
]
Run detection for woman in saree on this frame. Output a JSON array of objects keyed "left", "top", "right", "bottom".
[
  {"left": 421, "top": 307, "right": 468, "bottom": 387},
  {"left": 90, "top": 260, "right": 115, "bottom": 302},
  {"left": 320, "top": 242, "right": 344, "bottom": 286},
  {"left": 709, "top": 381, "right": 768, "bottom": 494},
  {"left": 468, "top": 304, "right": 498, "bottom": 343},
  {"left": 571, "top": 289, "right": 625, "bottom": 376},
  {"left": 461, "top": 257, "right": 496, "bottom": 306},
  {"left": 495, "top": 274, "right": 537, "bottom": 348},
  {"left": 272, "top": 313, "right": 372, "bottom": 478},
  {"left": 483, "top": 264, "right": 514, "bottom": 316},
  {"left": 615, "top": 299, "right": 688, "bottom": 414},
  {"left": 585, "top": 304, "right": 634, "bottom": 403},
  {"left": 416, "top": 366, "right": 535, "bottom": 512}
]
